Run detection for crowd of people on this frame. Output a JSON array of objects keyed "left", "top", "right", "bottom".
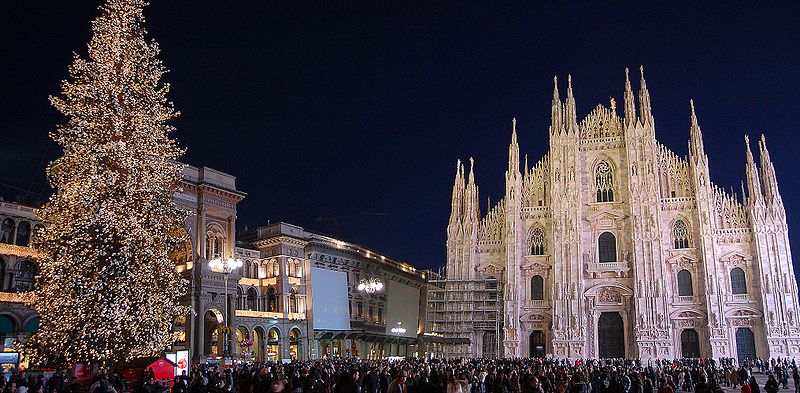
[{"left": 2, "top": 357, "right": 800, "bottom": 393}]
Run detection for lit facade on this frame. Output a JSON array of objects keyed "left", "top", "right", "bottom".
[
  {"left": 1, "top": 165, "right": 431, "bottom": 364},
  {"left": 238, "top": 222, "right": 430, "bottom": 360},
  {"left": 0, "top": 201, "right": 42, "bottom": 357},
  {"left": 440, "top": 68, "right": 800, "bottom": 361}
]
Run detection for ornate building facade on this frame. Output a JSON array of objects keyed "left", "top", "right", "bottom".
[
  {"left": 442, "top": 67, "right": 800, "bottom": 361},
  {"left": 1, "top": 165, "right": 432, "bottom": 366}
]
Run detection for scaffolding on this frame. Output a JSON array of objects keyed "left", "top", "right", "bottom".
[{"left": 424, "top": 273, "right": 504, "bottom": 358}]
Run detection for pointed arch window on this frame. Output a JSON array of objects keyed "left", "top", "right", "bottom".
[
  {"left": 730, "top": 267, "right": 747, "bottom": 294},
  {"left": 595, "top": 161, "right": 614, "bottom": 202},
  {"left": 531, "top": 275, "right": 544, "bottom": 300},
  {"left": 529, "top": 228, "right": 545, "bottom": 255},
  {"left": 673, "top": 220, "right": 690, "bottom": 249},
  {"left": 598, "top": 232, "right": 616, "bottom": 262},
  {"left": 677, "top": 269, "right": 693, "bottom": 296}
]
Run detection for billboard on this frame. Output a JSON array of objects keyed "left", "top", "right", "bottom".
[
  {"left": 310, "top": 267, "right": 351, "bottom": 330},
  {"left": 385, "top": 280, "right": 420, "bottom": 338}
]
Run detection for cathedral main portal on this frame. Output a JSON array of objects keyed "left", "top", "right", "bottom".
[
  {"left": 529, "top": 330, "right": 546, "bottom": 358},
  {"left": 598, "top": 312, "right": 625, "bottom": 358}
]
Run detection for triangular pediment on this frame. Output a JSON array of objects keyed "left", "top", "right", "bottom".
[
  {"left": 670, "top": 309, "right": 706, "bottom": 319},
  {"left": 667, "top": 253, "right": 697, "bottom": 264},
  {"left": 584, "top": 210, "right": 626, "bottom": 223},
  {"left": 719, "top": 251, "right": 752, "bottom": 263},
  {"left": 725, "top": 307, "right": 762, "bottom": 318}
]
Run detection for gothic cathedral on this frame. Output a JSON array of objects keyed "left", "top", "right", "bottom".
[{"left": 445, "top": 67, "right": 800, "bottom": 360}]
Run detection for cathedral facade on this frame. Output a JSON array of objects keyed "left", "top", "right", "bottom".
[{"left": 445, "top": 67, "right": 800, "bottom": 361}]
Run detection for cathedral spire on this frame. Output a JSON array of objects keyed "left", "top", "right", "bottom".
[
  {"left": 464, "top": 157, "right": 480, "bottom": 222},
  {"left": 551, "top": 76, "right": 563, "bottom": 134},
  {"left": 524, "top": 154, "right": 529, "bottom": 175},
  {"left": 565, "top": 74, "right": 577, "bottom": 130},
  {"left": 688, "top": 99, "right": 706, "bottom": 159},
  {"left": 758, "top": 134, "right": 783, "bottom": 208},
  {"left": 508, "top": 118, "right": 520, "bottom": 175},
  {"left": 449, "top": 159, "right": 465, "bottom": 224},
  {"left": 468, "top": 156, "right": 475, "bottom": 185},
  {"left": 744, "top": 135, "right": 764, "bottom": 206},
  {"left": 624, "top": 67, "right": 636, "bottom": 126},
  {"left": 638, "top": 65, "right": 652, "bottom": 122}
]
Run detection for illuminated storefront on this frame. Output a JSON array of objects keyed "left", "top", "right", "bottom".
[{"left": 266, "top": 328, "right": 280, "bottom": 361}]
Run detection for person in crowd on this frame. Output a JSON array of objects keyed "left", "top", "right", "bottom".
[
  {"left": 387, "top": 370, "right": 407, "bottom": 393},
  {"left": 764, "top": 374, "right": 779, "bottom": 393}
]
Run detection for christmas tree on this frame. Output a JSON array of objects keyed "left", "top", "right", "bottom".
[{"left": 23, "top": 0, "right": 191, "bottom": 367}]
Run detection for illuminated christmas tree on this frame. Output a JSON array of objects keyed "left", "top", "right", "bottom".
[{"left": 23, "top": 0, "right": 190, "bottom": 367}]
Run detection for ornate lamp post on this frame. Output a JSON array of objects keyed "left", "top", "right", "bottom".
[
  {"left": 390, "top": 321, "right": 406, "bottom": 357},
  {"left": 356, "top": 278, "right": 384, "bottom": 294},
  {"left": 208, "top": 255, "right": 243, "bottom": 358}
]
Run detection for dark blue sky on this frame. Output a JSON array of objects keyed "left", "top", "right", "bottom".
[{"left": 2, "top": 2, "right": 799, "bottom": 271}]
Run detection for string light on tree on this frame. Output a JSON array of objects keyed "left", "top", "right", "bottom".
[{"left": 22, "top": 0, "right": 190, "bottom": 367}]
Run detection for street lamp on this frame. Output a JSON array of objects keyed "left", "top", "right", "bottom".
[
  {"left": 390, "top": 321, "right": 406, "bottom": 357},
  {"left": 357, "top": 278, "right": 384, "bottom": 294},
  {"left": 208, "top": 255, "right": 243, "bottom": 358}
]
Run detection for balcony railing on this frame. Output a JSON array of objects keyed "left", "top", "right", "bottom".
[
  {"left": 235, "top": 310, "right": 284, "bottom": 319},
  {"left": 586, "top": 261, "right": 630, "bottom": 278},
  {"left": 729, "top": 294, "right": 750, "bottom": 302},
  {"left": 237, "top": 277, "right": 278, "bottom": 287},
  {"left": 0, "top": 292, "right": 29, "bottom": 303},
  {"left": 287, "top": 312, "right": 306, "bottom": 320},
  {"left": 672, "top": 296, "right": 695, "bottom": 304}
]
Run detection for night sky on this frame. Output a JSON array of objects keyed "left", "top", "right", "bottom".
[{"left": 2, "top": 2, "right": 799, "bottom": 271}]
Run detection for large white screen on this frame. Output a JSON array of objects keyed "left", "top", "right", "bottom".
[
  {"left": 310, "top": 267, "right": 351, "bottom": 330},
  {"left": 385, "top": 280, "right": 420, "bottom": 338}
]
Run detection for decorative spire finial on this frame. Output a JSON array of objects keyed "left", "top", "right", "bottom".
[
  {"left": 610, "top": 97, "right": 616, "bottom": 112},
  {"left": 552, "top": 75, "right": 559, "bottom": 101},
  {"left": 638, "top": 65, "right": 652, "bottom": 122},
  {"left": 623, "top": 67, "right": 636, "bottom": 125}
]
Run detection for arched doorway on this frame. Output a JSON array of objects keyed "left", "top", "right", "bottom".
[
  {"left": 680, "top": 329, "right": 700, "bottom": 358},
  {"left": 529, "top": 330, "right": 546, "bottom": 358},
  {"left": 267, "top": 328, "right": 281, "bottom": 361},
  {"left": 597, "top": 312, "right": 625, "bottom": 358},
  {"left": 236, "top": 326, "right": 250, "bottom": 358},
  {"left": 482, "top": 331, "right": 497, "bottom": 358},
  {"left": 203, "top": 309, "right": 224, "bottom": 356},
  {"left": 289, "top": 328, "right": 301, "bottom": 360},
  {"left": 253, "top": 327, "right": 265, "bottom": 361},
  {"left": 735, "top": 327, "right": 756, "bottom": 363}
]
